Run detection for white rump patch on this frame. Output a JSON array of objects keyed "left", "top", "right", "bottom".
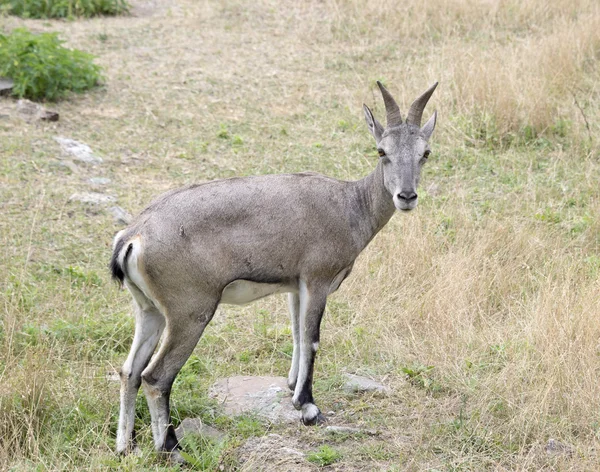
[
  {"left": 221, "top": 280, "right": 293, "bottom": 305},
  {"left": 113, "top": 229, "right": 125, "bottom": 250},
  {"left": 123, "top": 237, "right": 162, "bottom": 311}
]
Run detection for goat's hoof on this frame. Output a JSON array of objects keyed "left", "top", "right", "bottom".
[
  {"left": 287, "top": 380, "right": 297, "bottom": 392},
  {"left": 301, "top": 403, "right": 327, "bottom": 426}
]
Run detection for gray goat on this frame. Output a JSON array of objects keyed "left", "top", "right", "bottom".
[{"left": 110, "top": 80, "right": 438, "bottom": 460}]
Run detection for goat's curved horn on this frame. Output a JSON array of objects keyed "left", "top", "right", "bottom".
[
  {"left": 376, "top": 81, "right": 402, "bottom": 128},
  {"left": 406, "top": 82, "right": 439, "bottom": 126}
]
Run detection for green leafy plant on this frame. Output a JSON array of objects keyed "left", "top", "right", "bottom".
[
  {"left": 233, "top": 415, "right": 265, "bottom": 438},
  {"left": 0, "top": 28, "right": 103, "bottom": 101},
  {"left": 307, "top": 445, "right": 342, "bottom": 466},
  {"left": 402, "top": 364, "right": 440, "bottom": 392},
  {"left": 179, "top": 435, "right": 230, "bottom": 471},
  {"left": 0, "top": 0, "right": 129, "bottom": 18}
]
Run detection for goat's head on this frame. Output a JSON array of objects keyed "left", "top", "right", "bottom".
[{"left": 363, "top": 81, "right": 438, "bottom": 212}]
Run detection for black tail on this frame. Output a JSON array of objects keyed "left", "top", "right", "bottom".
[{"left": 109, "top": 236, "right": 132, "bottom": 286}]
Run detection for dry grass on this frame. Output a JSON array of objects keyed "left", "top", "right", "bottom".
[{"left": 1, "top": 0, "right": 600, "bottom": 470}]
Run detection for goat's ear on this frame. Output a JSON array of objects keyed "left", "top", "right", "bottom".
[
  {"left": 363, "top": 104, "right": 384, "bottom": 143},
  {"left": 421, "top": 110, "right": 437, "bottom": 141}
]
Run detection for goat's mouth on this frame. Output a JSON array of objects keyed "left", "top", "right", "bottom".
[{"left": 395, "top": 201, "right": 418, "bottom": 212}]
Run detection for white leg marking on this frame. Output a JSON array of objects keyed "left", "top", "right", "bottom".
[
  {"left": 116, "top": 305, "right": 165, "bottom": 454},
  {"left": 288, "top": 293, "right": 300, "bottom": 388},
  {"left": 293, "top": 281, "right": 310, "bottom": 407},
  {"left": 155, "top": 407, "right": 171, "bottom": 451},
  {"left": 116, "top": 388, "right": 137, "bottom": 453},
  {"left": 142, "top": 381, "right": 163, "bottom": 448},
  {"left": 312, "top": 342, "right": 319, "bottom": 352}
]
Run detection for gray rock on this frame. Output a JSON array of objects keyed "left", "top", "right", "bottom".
[
  {"left": 41, "top": 110, "right": 59, "bottom": 121},
  {"left": 545, "top": 438, "right": 574, "bottom": 457},
  {"left": 237, "top": 434, "right": 308, "bottom": 472},
  {"left": 175, "top": 418, "right": 225, "bottom": 441},
  {"left": 109, "top": 206, "right": 132, "bottom": 225},
  {"left": 17, "top": 99, "right": 59, "bottom": 121},
  {"left": 209, "top": 376, "right": 301, "bottom": 423},
  {"left": 55, "top": 137, "right": 102, "bottom": 164},
  {"left": 343, "top": 373, "right": 390, "bottom": 394},
  {"left": 89, "top": 177, "right": 111, "bottom": 185},
  {"left": 69, "top": 192, "right": 116, "bottom": 205},
  {"left": 0, "top": 77, "right": 14, "bottom": 96},
  {"left": 325, "top": 425, "right": 379, "bottom": 436}
]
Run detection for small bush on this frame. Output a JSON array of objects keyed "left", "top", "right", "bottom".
[
  {"left": 0, "top": 28, "right": 103, "bottom": 101},
  {"left": 307, "top": 445, "right": 342, "bottom": 466},
  {"left": 0, "top": 0, "right": 129, "bottom": 18}
]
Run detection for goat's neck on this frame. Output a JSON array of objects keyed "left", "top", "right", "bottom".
[{"left": 350, "top": 160, "right": 397, "bottom": 250}]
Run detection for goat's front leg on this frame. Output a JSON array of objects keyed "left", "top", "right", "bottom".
[
  {"left": 292, "top": 281, "right": 327, "bottom": 425},
  {"left": 287, "top": 292, "right": 300, "bottom": 391}
]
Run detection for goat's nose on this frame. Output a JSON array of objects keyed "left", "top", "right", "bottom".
[{"left": 398, "top": 191, "right": 418, "bottom": 202}]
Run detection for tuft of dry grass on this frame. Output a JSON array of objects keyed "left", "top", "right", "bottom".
[
  {"left": 1, "top": 0, "right": 600, "bottom": 469},
  {"left": 326, "top": 0, "right": 600, "bottom": 138}
]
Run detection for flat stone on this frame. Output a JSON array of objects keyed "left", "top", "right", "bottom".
[
  {"left": 17, "top": 99, "right": 59, "bottom": 121},
  {"left": 237, "top": 434, "right": 309, "bottom": 471},
  {"left": 109, "top": 206, "right": 132, "bottom": 225},
  {"left": 55, "top": 137, "right": 102, "bottom": 164},
  {"left": 343, "top": 373, "right": 390, "bottom": 394},
  {"left": 209, "top": 376, "right": 301, "bottom": 424},
  {"left": 545, "top": 438, "right": 574, "bottom": 457},
  {"left": 40, "top": 110, "right": 59, "bottom": 121},
  {"left": 89, "top": 177, "right": 111, "bottom": 185},
  {"left": 325, "top": 425, "right": 379, "bottom": 436},
  {"left": 16, "top": 100, "right": 37, "bottom": 115},
  {"left": 69, "top": 192, "right": 116, "bottom": 205},
  {"left": 175, "top": 418, "right": 225, "bottom": 442}
]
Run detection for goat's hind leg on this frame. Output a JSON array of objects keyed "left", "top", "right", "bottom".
[
  {"left": 116, "top": 299, "right": 165, "bottom": 455},
  {"left": 140, "top": 299, "right": 218, "bottom": 462}
]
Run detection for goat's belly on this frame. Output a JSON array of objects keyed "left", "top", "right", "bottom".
[{"left": 220, "top": 280, "right": 294, "bottom": 305}]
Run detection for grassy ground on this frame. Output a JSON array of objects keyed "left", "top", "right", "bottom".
[{"left": 1, "top": 0, "right": 600, "bottom": 470}]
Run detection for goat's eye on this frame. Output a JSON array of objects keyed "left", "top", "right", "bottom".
[
  {"left": 423, "top": 150, "right": 431, "bottom": 159},
  {"left": 378, "top": 149, "right": 385, "bottom": 157}
]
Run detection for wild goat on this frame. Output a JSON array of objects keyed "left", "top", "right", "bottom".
[{"left": 110, "top": 80, "right": 438, "bottom": 460}]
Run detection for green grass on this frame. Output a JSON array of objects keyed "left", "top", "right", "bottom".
[
  {"left": 179, "top": 436, "right": 231, "bottom": 472},
  {"left": 0, "top": 0, "right": 129, "bottom": 18},
  {"left": 306, "top": 444, "right": 343, "bottom": 466},
  {"left": 1, "top": 0, "right": 600, "bottom": 470},
  {"left": 0, "top": 28, "right": 103, "bottom": 101}
]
